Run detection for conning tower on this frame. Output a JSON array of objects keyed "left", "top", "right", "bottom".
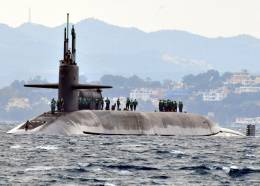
[
  {"left": 59, "top": 14, "right": 79, "bottom": 112},
  {"left": 24, "top": 14, "right": 112, "bottom": 112}
]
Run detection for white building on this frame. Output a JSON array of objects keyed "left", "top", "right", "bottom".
[
  {"left": 235, "top": 117, "right": 260, "bottom": 125},
  {"left": 130, "top": 88, "right": 153, "bottom": 101},
  {"left": 234, "top": 86, "right": 260, "bottom": 94},
  {"left": 254, "top": 76, "right": 260, "bottom": 84},
  {"left": 226, "top": 70, "right": 252, "bottom": 85},
  {"left": 202, "top": 87, "right": 229, "bottom": 102},
  {"left": 172, "top": 82, "right": 187, "bottom": 89}
]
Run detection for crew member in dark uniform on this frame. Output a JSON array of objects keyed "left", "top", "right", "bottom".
[
  {"left": 163, "top": 100, "right": 167, "bottom": 112},
  {"left": 60, "top": 98, "right": 64, "bottom": 112},
  {"left": 51, "top": 98, "right": 56, "bottom": 114},
  {"left": 56, "top": 99, "right": 61, "bottom": 112},
  {"left": 133, "top": 99, "right": 138, "bottom": 111},
  {"left": 166, "top": 99, "right": 171, "bottom": 112},
  {"left": 105, "top": 97, "right": 110, "bottom": 110},
  {"left": 25, "top": 120, "right": 30, "bottom": 131},
  {"left": 130, "top": 100, "right": 134, "bottom": 111},
  {"left": 173, "top": 101, "right": 177, "bottom": 112},
  {"left": 101, "top": 98, "right": 104, "bottom": 110},
  {"left": 116, "top": 98, "right": 121, "bottom": 110},
  {"left": 178, "top": 101, "right": 183, "bottom": 112},
  {"left": 159, "top": 100, "right": 163, "bottom": 112},
  {"left": 126, "top": 97, "right": 130, "bottom": 110}
]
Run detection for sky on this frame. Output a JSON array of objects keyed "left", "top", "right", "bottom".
[{"left": 1, "top": 0, "right": 260, "bottom": 37}]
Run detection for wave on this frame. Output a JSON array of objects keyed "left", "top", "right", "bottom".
[
  {"left": 106, "top": 164, "right": 158, "bottom": 171},
  {"left": 223, "top": 166, "right": 260, "bottom": 178},
  {"left": 180, "top": 164, "right": 260, "bottom": 178}
]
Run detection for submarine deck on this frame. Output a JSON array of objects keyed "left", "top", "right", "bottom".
[{"left": 18, "top": 112, "right": 64, "bottom": 130}]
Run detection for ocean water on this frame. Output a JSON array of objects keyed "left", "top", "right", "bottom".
[{"left": 1, "top": 124, "right": 260, "bottom": 185}]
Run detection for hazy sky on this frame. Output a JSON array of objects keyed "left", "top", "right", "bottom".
[{"left": 1, "top": 0, "right": 260, "bottom": 37}]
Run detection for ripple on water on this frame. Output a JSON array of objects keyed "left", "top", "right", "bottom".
[
  {"left": 106, "top": 164, "right": 158, "bottom": 171},
  {"left": 116, "top": 144, "right": 150, "bottom": 153}
]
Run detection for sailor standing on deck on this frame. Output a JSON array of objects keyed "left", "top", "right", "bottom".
[
  {"left": 126, "top": 97, "right": 130, "bottom": 110},
  {"left": 51, "top": 98, "right": 56, "bottom": 114},
  {"left": 133, "top": 99, "right": 138, "bottom": 111},
  {"left": 56, "top": 99, "right": 61, "bottom": 112},
  {"left": 178, "top": 101, "right": 183, "bottom": 112},
  {"left": 173, "top": 101, "right": 177, "bottom": 112},
  {"left": 105, "top": 97, "right": 110, "bottom": 110},
  {"left": 101, "top": 98, "right": 104, "bottom": 110},
  {"left": 116, "top": 98, "right": 121, "bottom": 110},
  {"left": 95, "top": 98, "right": 99, "bottom": 110},
  {"left": 159, "top": 100, "right": 162, "bottom": 112},
  {"left": 130, "top": 100, "right": 134, "bottom": 111},
  {"left": 60, "top": 98, "right": 64, "bottom": 112}
]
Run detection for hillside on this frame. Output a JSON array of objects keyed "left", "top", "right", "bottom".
[{"left": 0, "top": 19, "right": 260, "bottom": 86}]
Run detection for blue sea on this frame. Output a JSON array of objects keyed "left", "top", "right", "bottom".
[{"left": 0, "top": 124, "right": 260, "bottom": 185}]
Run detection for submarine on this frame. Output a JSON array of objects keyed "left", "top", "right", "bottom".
[{"left": 8, "top": 14, "right": 243, "bottom": 136}]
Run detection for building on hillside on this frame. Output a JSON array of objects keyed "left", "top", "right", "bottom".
[
  {"left": 226, "top": 70, "right": 253, "bottom": 85},
  {"left": 130, "top": 88, "right": 153, "bottom": 101},
  {"left": 202, "top": 87, "right": 229, "bottom": 102},
  {"left": 130, "top": 88, "right": 166, "bottom": 101},
  {"left": 234, "top": 86, "right": 260, "bottom": 94},
  {"left": 172, "top": 82, "right": 188, "bottom": 89},
  {"left": 254, "top": 76, "right": 260, "bottom": 84},
  {"left": 235, "top": 117, "right": 260, "bottom": 125}
]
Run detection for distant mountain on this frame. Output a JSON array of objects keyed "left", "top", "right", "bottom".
[{"left": 0, "top": 19, "right": 260, "bottom": 86}]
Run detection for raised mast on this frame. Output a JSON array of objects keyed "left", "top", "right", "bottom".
[
  {"left": 67, "top": 13, "right": 69, "bottom": 41},
  {"left": 63, "top": 13, "right": 70, "bottom": 63},
  {"left": 71, "top": 25, "right": 76, "bottom": 64},
  {"left": 63, "top": 28, "right": 67, "bottom": 60}
]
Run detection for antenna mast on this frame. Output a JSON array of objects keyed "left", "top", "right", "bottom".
[{"left": 67, "top": 13, "right": 69, "bottom": 39}]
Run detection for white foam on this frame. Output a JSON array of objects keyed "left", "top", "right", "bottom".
[
  {"left": 245, "top": 154, "right": 256, "bottom": 158},
  {"left": 222, "top": 166, "right": 230, "bottom": 173},
  {"left": 170, "top": 150, "right": 185, "bottom": 155},
  {"left": 104, "top": 183, "right": 116, "bottom": 186},
  {"left": 222, "top": 165, "right": 239, "bottom": 174},
  {"left": 78, "top": 162, "right": 90, "bottom": 167},
  {"left": 230, "top": 165, "right": 239, "bottom": 170},
  {"left": 10, "top": 145, "right": 21, "bottom": 149},
  {"left": 116, "top": 170, "right": 132, "bottom": 175},
  {"left": 36, "top": 145, "right": 58, "bottom": 150},
  {"left": 25, "top": 166, "right": 55, "bottom": 172}
]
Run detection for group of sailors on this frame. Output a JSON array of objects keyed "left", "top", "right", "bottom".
[
  {"left": 50, "top": 97, "right": 182, "bottom": 113},
  {"left": 103, "top": 97, "right": 138, "bottom": 111},
  {"left": 79, "top": 97, "right": 103, "bottom": 110},
  {"left": 159, "top": 100, "right": 183, "bottom": 112},
  {"left": 57, "top": 97, "right": 139, "bottom": 112},
  {"left": 51, "top": 98, "right": 64, "bottom": 114}
]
